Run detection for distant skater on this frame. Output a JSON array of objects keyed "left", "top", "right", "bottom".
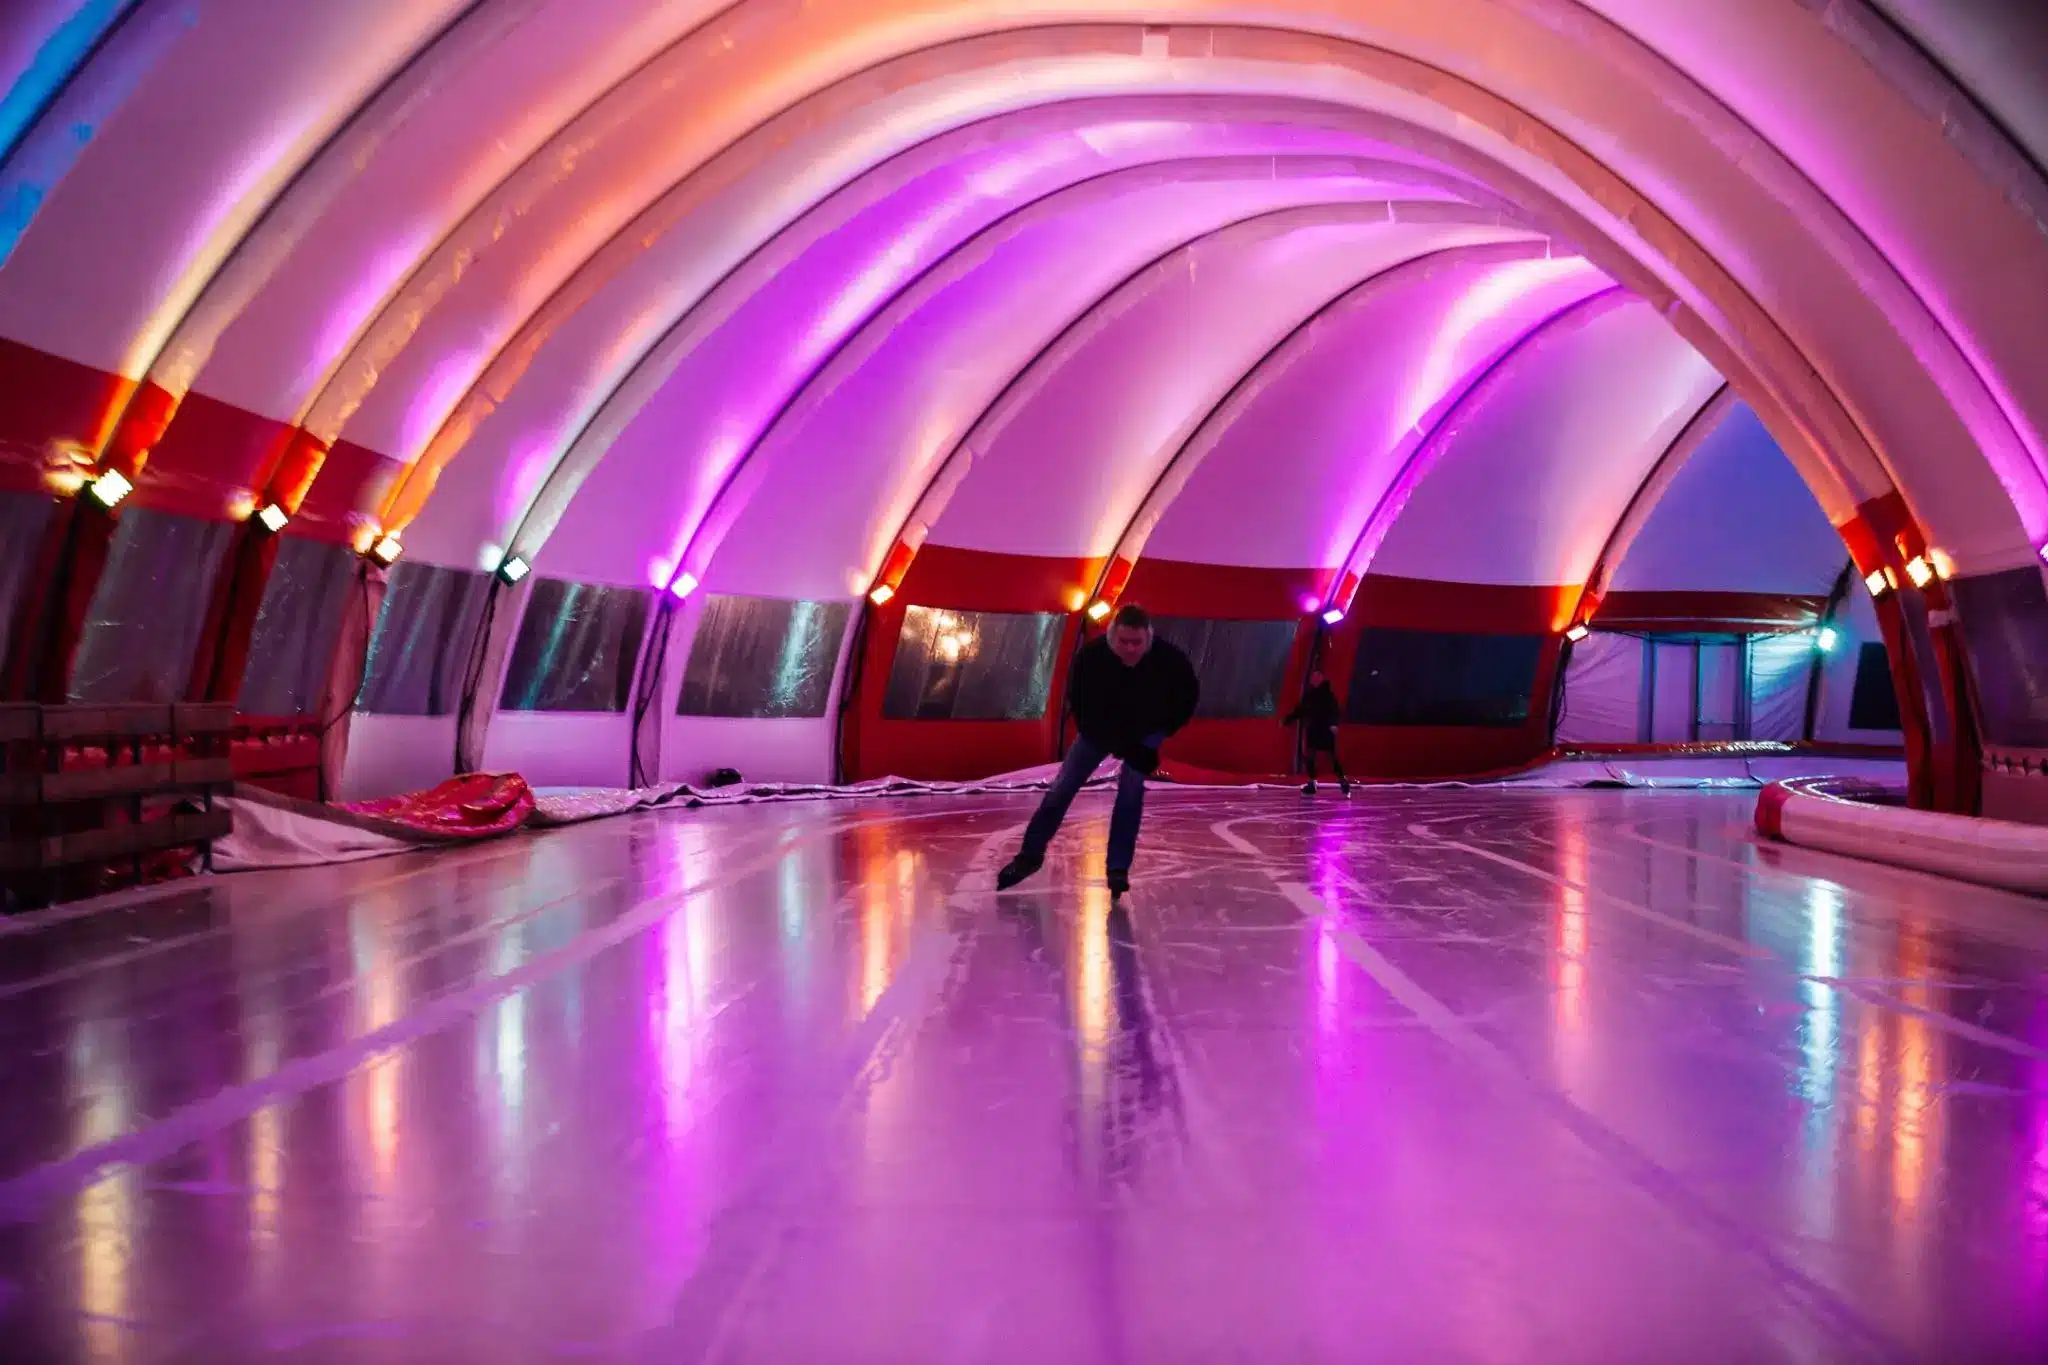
[
  {"left": 997, "top": 604, "right": 1199, "bottom": 899},
  {"left": 1284, "top": 667, "right": 1350, "bottom": 796}
]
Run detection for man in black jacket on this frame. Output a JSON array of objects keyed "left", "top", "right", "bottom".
[
  {"left": 1284, "top": 667, "right": 1350, "bottom": 796},
  {"left": 997, "top": 604, "right": 1199, "bottom": 899}
]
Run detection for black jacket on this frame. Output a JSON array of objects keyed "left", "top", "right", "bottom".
[
  {"left": 1070, "top": 636, "right": 1200, "bottom": 761},
  {"left": 1285, "top": 680, "right": 1341, "bottom": 747}
]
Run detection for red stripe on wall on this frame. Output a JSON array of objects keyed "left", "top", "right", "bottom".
[
  {"left": 840, "top": 549, "right": 1582, "bottom": 783},
  {"left": 0, "top": 337, "right": 133, "bottom": 492},
  {"left": 840, "top": 545, "right": 1100, "bottom": 782},
  {"left": 135, "top": 390, "right": 294, "bottom": 520},
  {"left": 297, "top": 440, "right": 405, "bottom": 542}
]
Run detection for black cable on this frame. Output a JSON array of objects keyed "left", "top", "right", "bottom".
[{"left": 628, "top": 598, "right": 675, "bottom": 790}]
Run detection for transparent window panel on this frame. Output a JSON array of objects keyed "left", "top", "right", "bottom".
[
  {"left": 678, "top": 595, "right": 851, "bottom": 718},
  {"left": 882, "top": 607, "right": 1063, "bottom": 721},
  {"left": 1848, "top": 642, "right": 1903, "bottom": 733},
  {"left": 0, "top": 490, "right": 54, "bottom": 670},
  {"left": 1951, "top": 566, "right": 2048, "bottom": 748},
  {"left": 356, "top": 562, "right": 492, "bottom": 716},
  {"left": 237, "top": 536, "right": 359, "bottom": 717},
  {"left": 1151, "top": 616, "right": 1297, "bottom": 719},
  {"left": 69, "top": 507, "right": 234, "bottom": 704},
  {"left": 1346, "top": 628, "right": 1544, "bottom": 728},
  {"left": 500, "top": 578, "right": 652, "bottom": 713}
]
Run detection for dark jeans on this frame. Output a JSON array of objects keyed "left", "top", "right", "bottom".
[
  {"left": 1304, "top": 737, "right": 1345, "bottom": 783},
  {"left": 1020, "top": 735, "right": 1147, "bottom": 873}
]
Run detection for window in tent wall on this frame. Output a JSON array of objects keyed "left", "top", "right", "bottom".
[
  {"left": 677, "top": 595, "right": 851, "bottom": 718},
  {"left": 1848, "top": 642, "right": 1904, "bottom": 733},
  {"left": 1150, "top": 616, "right": 1298, "bottom": 718},
  {"left": 1345, "top": 628, "right": 1545, "bottom": 728},
  {"left": 355, "top": 562, "right": 492, "bottom": 715},
  {"left": 0, "top": 491, "right": 53, "bottom": 671},
  {"left": 882, "top": 607, "right": 1063, "bottom": 720},
  {"left": 237, "top": 536, "right": 360, "bottom": 717},
  {"left": 68, "top": 507, "right": 234, "bottom": 704},
  {"left": 1950, "top": 566, "right": 2048, "bottom": 748},
  {"left": 499, "top": 577, "right": 652, "bottom": 712}
]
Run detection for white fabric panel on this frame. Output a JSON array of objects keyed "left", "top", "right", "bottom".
[
  {"left": 1610, "top": 401, "right": 1845, "bottom": 596},
  {"left": 0, "top": 0, "right": 467, "bottom": 377},
  {"left": 482, "top": 713, "right": 634, "bottom": 790},
  {"left": 1650, "top": 641, "right": 1696, "bottom": 743},
  {"left": 337, "top": 715, "right": 457, "bottom": 801},
  {"left": 929, "top": 215, "right": 1532, "bottom": 560},
  {"left": 1749, "top": 634, "right": 1816, "bottom": 742},
  {"left": 1371, "top": 299, "right": 1722, "bottom": 586},
  {"left": 1555, "top": 631, "right": 1643, "bottom": 744},
  {"left": 1142, "top": 254, "right": 1607, "bottom": 568},
  {"left": 1696, "top": 641, "right": 1741, "bottom": 741},
  {"left": 706, "top": 179, "right": 1413, "bottom": 601}
]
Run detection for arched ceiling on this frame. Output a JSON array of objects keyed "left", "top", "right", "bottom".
[
  {"left": 1608, "top": 399, "right": 1848, "bottom": 598},
  {"left": 2, "top": 0, "right": 2045, "bottom": 628}
]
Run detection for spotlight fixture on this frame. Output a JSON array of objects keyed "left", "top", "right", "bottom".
[
  {"left": 669, "top": 572, "right": 699, "bottom": 600},
  {"left": 496, "top": 554, "right": 530, "bottom": 585},
  {"left": 868, "top": 583, "right": 895, "bottom": 606},
  {"left": 1903, "top": 556, "right": 1933, "bottom": 589},
  {"left": 368, "top": 534, "right": 403, "bottom": 566},
  {"left": 1816, "top": 627, "right": 1839, "bottom": 653},
  {"left": 1564, "top": 624, "right": 1590, "bottom": 644},
  {"left": 2039, "top": 543, "right": 2048, "bottom": 566},
  {"left": 255, "top": 502, "right": 289, "bottom": 533},
  {"left": 1320, "top": 608, "right": 1345, "bottom": 626},
  {"left": 1864, "top": 567, "right": 1892, "bottom": 597},
  {"left": 86, "top": 469, "right": 133, "bottom": 508},
  {"left": 1927, "top": 548, "right": 1955, "bottom": 581},
  {"left": 1085, "top": 600, "right": 1112, "bottom": 622}
]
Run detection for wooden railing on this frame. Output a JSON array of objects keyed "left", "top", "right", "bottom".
[{"left": 0, "top": 703, "right": 235, "bottom": 909}]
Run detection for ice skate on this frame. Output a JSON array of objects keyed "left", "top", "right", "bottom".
[
  {"left": 995, "top": 853, "right": 1042, "bottom": 891},
  {"left": 1107, "top": 868, "right": 1129, "bottom": 900}
]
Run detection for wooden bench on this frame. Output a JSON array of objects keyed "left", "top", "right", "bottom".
[{"left": 0, "top": 703, "right": 235, "bottom": 909}]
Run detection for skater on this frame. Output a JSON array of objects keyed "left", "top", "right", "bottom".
[
  {"left": 1284, "top": 667, "right": 1350, "bottom": 796},
  {"left": 996, "top": 604, "right": 1199, "bottom": 898}
]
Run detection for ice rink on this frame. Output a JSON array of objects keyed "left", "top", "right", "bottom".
[{"left": 3, "top": 787, "right": 2046, "bottom": 1362}]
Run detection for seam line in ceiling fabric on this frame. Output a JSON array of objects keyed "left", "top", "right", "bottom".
[
  {"left": 510, "top": 176, "right": 1493, "bottom": 585},
  {"left": 1581, "top": 380, "right": 1738, "bottom": 608},
  {"left": 483, "top": 144, "right": 1507, "bottom": 566},
  {"left": 21, "top": 14, "right": 2008, "bottom": 552},
  {"left": 229, "top": 1, "right": 750, "bottom": 446},
  {"left": 0, "top": 0, "right": 144, "bottom": 172},
  {"left": 1492, "top": 0, "right": 2043, "bottom": 487},
  {"left": 1327, "top": 282, "right": 1630, "bottom": 603},
  {"left": 860, "top": 200, "right": 1518, "bottom": 591},
  {"left": 1085, "top": 238, "right": 1563, "bottom": 606},
  {"left": 1823, "top": 0, "right": 2048, "bottom": 210},
  {"left": 317, "top": 20, "right": 1892, "bottom": 540}
]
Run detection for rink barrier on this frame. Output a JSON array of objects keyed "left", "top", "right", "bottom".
[{"left": 1755, "top": 776, "right": 2048, "bottom": 895}]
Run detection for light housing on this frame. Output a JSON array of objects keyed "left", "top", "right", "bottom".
[
  {"left": 1320, "top": 608, "right": 1345, "bottom": 626},
  {"left": 1864, "top": 568, "right": 1892, "bottom": 597},
  {"left": 1817, "top": 627, "right": 1839, "bottom": 653},
  {"left": 368, "top": 534, "right": 403, "bottom": 566},
  {"left": 1927, "top": 548, "right": 1956, "bottom": 581},
  {"left": 86, "top": 469, "right": 133, "bottom": 508},
  {"left": 496, "top": 554, "right": 530, "bottom": 585},
  {"left": 1903, "top": 556, "right": 1934, "bottom": 589},
  {"left": 868, "top": 583, "right": 895, "bottom": 607},
  {"left": 669, "top": 572, "right": 699, "bottom": 601},
  {"left": 1564, "top": 624, "right": 1590, "bottom": 644},
  {"left": 255, "top": 502, "right": 289, "bottom": 533},
  {"left": 1085, "top": 600, "right": 1112, "bottom": 623}
]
